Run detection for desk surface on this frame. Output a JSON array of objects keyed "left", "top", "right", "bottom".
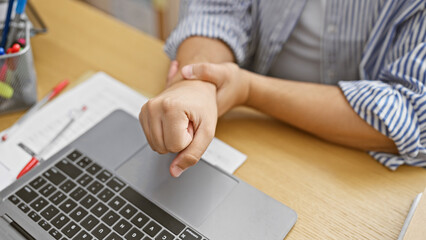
[{"left": 1, "top": 0, "right": 425, "bottom": 239}]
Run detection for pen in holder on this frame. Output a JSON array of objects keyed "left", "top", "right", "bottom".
[{"left": 0, "top": 20, "right": 37, "bottom": 114}]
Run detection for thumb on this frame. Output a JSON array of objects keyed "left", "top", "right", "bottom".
[
  {"left": 169, "top": 123, "right": 214, "bottom": 177},
  {"left": 181, "top": 63, "right": 225, "bottom": 87}
]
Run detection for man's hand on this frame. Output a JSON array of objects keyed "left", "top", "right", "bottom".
[
  {"left": 181, "top": 62, "right": 250, "bottom": 116},
  {"left": 139, "top": 80, "right": 218, "bottom": 177}
]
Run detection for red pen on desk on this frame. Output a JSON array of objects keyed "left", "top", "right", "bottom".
[
  {"left": 17, "top": 105, "right": 87, "bottom": 179},
  {"left": 1, "top": 79, "right": 69, "bottom": 142}
]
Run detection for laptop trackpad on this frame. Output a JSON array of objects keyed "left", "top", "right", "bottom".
[{"left": 115, "top": 146, "right": 238, "bottom": 227}]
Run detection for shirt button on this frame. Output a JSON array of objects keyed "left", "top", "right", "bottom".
[{"left": 327, "top": 25, "right": 337, "bottom": 33}]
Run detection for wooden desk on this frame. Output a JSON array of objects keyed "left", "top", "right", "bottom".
[{"left": 1, "top": 0, "right": 425, "bottom": 239}]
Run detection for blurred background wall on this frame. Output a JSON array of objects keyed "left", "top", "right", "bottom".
[{"left": 78, "top": 0, "right": 180, "bottom": 41}]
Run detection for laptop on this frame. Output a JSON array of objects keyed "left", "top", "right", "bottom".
[{"left": 0, "top": 110, "right": 297, "bottom": 240}]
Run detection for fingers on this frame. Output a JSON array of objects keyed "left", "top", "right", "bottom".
[
  {"left": 181, "top": 63, "right": 225, "bottom": 87},
  {"left": 169, "top": 121, "right": 215, "bottom": 177},
  {"left": 161, "top": 107, "right": 193, "bottom": 152},
  {"left": 140, "top": 98, "right": 194, "bottom": 155},
  {"left": 140, "top": 102, "right": 167, "bottom": 154},
  {"left": 139, "top": 105, "right": 152, "bottom": 144}
]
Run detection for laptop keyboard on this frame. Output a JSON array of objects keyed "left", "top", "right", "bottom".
[{"left": 8, "top": 150, "right": 209, "bottom": 240}]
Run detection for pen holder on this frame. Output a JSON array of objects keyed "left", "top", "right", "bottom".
[{"left": 0, "top": 21, "right": 37, "bottom": 114}]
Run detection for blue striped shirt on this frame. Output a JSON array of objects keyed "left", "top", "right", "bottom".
[{"left": 164, "top": 0, "right": 426, "bottom": 170}]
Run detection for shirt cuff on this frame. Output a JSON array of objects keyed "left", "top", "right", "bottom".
[{"left": 338, "top": 80, "right": 426, "bottom": 170}]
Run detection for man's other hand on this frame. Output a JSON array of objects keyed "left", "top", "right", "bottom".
[
  {"left": 181, "top": 62, "right": 250, "bottom": 116},
  {"left": 139, "top": 80, "right": 217, "bottom": 177}
]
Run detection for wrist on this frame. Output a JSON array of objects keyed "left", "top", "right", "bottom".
[
  {"left": 240, "top": 68, "right": 254, "bottom": 107},
  {"left": 171, "top": 78, "right": 217, "bottom": 92}
]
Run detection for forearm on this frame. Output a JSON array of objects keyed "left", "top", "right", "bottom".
[
  {"left": 243, "top": 70, "right": 398, "bottom": 153},
  {"left": 172, "top": 37, "right": 235, "bottom": 82},
  {"left": 177, "top": 37, "right": 234, "bottom": 65}
]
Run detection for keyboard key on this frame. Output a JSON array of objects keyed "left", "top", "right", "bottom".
[
  {"left": 179, "top": 228, "right": 202, "bottom": 240},
  {"left": 74, "top": 230, "right": 93, "bottom": 240},
  {"left": 87, "top": 180, "right": 103, "bottom": 194},
  {"left": 107, "top": 232, "right": 123, "bottom": 240},
  {"left": 16, "top": 186, "right": 38, "bottom": 203},
  {"left": 40, "top": 183, "right": 56, "bottom": 197},
  {"left": 41, "top": 205, "right": 59, "bottom": 220},
  {"left": 51, "top": 213, "right": 70, "bottom": 229},
  {"left": 70, "top": 187, "right": 88, "bottom": 201},
  {"left": 43, "top": 168, "right": 66, "bottom": 185},
  {"left": 98, "top": 188, "right": 114, "bottom": 202},
  {"left": 70, "top": 206, "right": 88, "bottom": 222},
  {"left": 28, "top": 211, "right": 41, "bottom": 222},
  {"left": 125, "top": 228, "right": 145, "bottom": 240},
  {"left": 56, "top": 159, "right": 83, "bottom": 179},
  {"left": 49, "top": 191, "right": 67, "bottom": 205},
  {"left": 119, "top": 204, "right": 137, "bottom": 219},
  {"left": 87, "top": 163, "right": 102, "bottom": 175},
  {"left": 102, "top": 210, "right": 120, "bottom": 226},
  {"left": 30, "top": 197, "right": 48, "bottom": 211},
  {"left": 8, "top": 195, "right": 20, "bottom": 205},
  {"left": 62, "top": 221, "right": 81, "bottom": 238},
  {"left": 107, "top": 177, "right": 126, "bottom": 192},
  {"left": 77, "top": 157, "right": 92, "bottom": 168},
  {"left": 49, "top": 228, "right": 63, "bottom": 240},
  {"left": 143, "top": 221, "right": 161, "bottom": 238},
  {"left": 81, "top": 215, "right": 99, "bottom": 231},
  {"left": 59, "top": 199, "right": 77, "bottom": 214},
  {"left": 39, "top": 219, "right": 51, "bottom": 231},
  {"left": 108, "top": 196, "right": 126, "bottom": 211},
  {"left": 91, "top": 202, "right": 108, "bottom": 217},
  {"left": 131, "top": 212, "right": 149, "bottom": 228},
  {"left": 18, "top": 203, "right": 30, "bottom": 213},
  {"left": 59, "top": 179, "right": 77, "bottom": 193},
  {"left": 113, "top": 219, "right": 132, "bottom": 235},
  {"left": 96, "top": 170, "right": 113, "bottom": 182},
  {"left": 67, "top": 150, "right": 82, "bottom": 161},
  {"left": 80, "top": 194, "right": 98, "bottom": 209},
  {"left": 92, "top": 223, "right": 111, "bottom": 239},
  {"left": 121, "top": 187, "right": 185, "bottom": 235},
  {"left": 155, "top": 230, "right": 174, "bottom": 240},
  {"left": 30, "top": 176, "right": 46, "bottom": 189},
  {"left": 77, "top": 174, "right": 94, "bottom": 186}
]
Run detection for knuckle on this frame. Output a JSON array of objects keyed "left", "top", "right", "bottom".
[
  {"left": 146, "top": 98, "right": 165, "bottom": 113},
  {"left": 206, "top": 130, "right": 215, "bottom": 140},
  {"left": 161, "top": 97, "right": 181, "bottom": 112},
  {"left": 145, "top": 99, "right": 155, "bottom": 111},
  {"left": 183, "top": 153, "right": 199, "bottom": 167},
  {"left": 153, "top": 147, "right": 167, "bottom": 154},
  {"left": 201, "top": 125, "right": 216, "bottom": 140},
  {"left": 167, "top": 142, "right": 186, "bottom": 153},
  {"left": 138, "top": 108, "right": 144, "bottom": 122},
  {"left": 168, "top": 146, "right": 182, "bottom": 153},
  {"left": 198, "top": 63, "right": 212, "bottom": 80}
]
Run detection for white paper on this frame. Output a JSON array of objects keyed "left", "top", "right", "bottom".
[
  {"left": 0, "top": 72, "right": 246, "bottom": 191},
  {"left": 0, "top": 162, "right": 14, "bottom": 191},
  {"left": 202, "top": 138, "right": 246, "bottom": 174}
]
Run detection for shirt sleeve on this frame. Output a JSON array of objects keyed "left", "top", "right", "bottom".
[
  {"left": 338, "top": 40, "right": 426, "bottom": 170},
  {"left": 164, "top": 0, "right": 253, "bottom": 65}
]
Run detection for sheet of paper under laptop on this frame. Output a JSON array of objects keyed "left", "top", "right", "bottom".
[{"left": 0, "top": 72, "right": 247, "bottom": 191}]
